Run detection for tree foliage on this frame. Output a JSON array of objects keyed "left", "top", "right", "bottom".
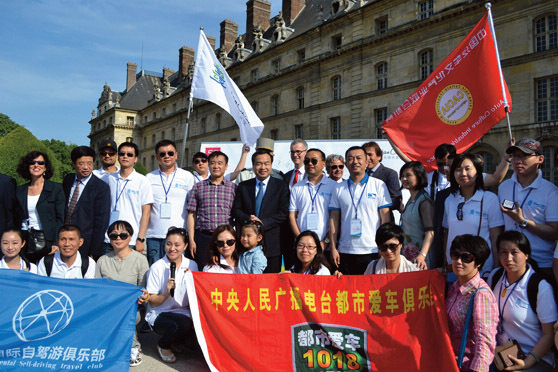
[
  {"left": 41, "top": 139, "right": 76, "bottom": 180},
  {"left": 0, "top": 113, "right": 20, "bottom": 137},
  {"left": 134, "top": 161, "right": 148, "bottom": 175}
]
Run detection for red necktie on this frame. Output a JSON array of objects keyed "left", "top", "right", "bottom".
[{"left": 293, "top": 170, "right": 299, "bottom": 185}]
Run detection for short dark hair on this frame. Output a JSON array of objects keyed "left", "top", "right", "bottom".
[
  {"left": 207, "top": 224, "right": 238, "bottom": 270},
  {"left": 17, "top": 151, "right": 54, "bottom": 180},
  {"left": 450, "top": 234, "right": 490, "bottom": 268},
  {"left": 306, "top": 148, "right": 326, "bottom": 161},
  {"left": 362, "top": 141, "right": 383, "bottom": 161},
  {"left": 107, "top": 220, "right": 134, "bottom": 236},
  {"left": 375, "top": 222, "right": 405, "bottom": 246},
  {"left": 251, "top": 149, "right": 273, "bottom": 165},
  {"left": 155, "top": 139, "right": 176, "bottom": 153},
  {"left": 192, "top": 152, "right": 207, "bottom": 161},
  {"left": 71, "top": 146, "right": 96, "bottom": 163},
  {"left": 208, "top": 150, "right": 228, "bottom": 164},
  {"left": 399, "top": 161, "right": 428, "bottom": 190},
  {"left": 449, "top": 153, "right": 484, "bottom": 194},
  {"left": 58, "top": 224, "right": 82, "bottom": 239},
  {"left": 434, "top": 144, "right": 456, "bottom": 159},
  {"left": 345, "top": 146, "right": 366, "bottom": 159},
  {"left": 291, "top": 230, "right": 329, "bottom": 275},
  {"left": 118, "top": 142, "right": 139, "bottom": 157},
  {"left": 166, "top": 227, "right": 189, "bottom": 244}
]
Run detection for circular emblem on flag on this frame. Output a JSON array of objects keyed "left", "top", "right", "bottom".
[
  {"left": 12, "top": 290, "right": 74, "bottom": 342},
  {"left": 435, "top": 84, "right": 473, "bottom": 125}
]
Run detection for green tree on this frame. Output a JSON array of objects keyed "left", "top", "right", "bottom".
[
  {"left": 41, "top": 139, "right": 76, "bottom": 180},
  {"left": 0, "top": 113, "right": 20, "bottom": 137},
  {"left": 134, "top": 161, "right": 148, "bottom": 175}
]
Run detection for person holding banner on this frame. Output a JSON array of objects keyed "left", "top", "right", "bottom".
[
  {"left": 290, "top": 230, "right": 330, "bottom": 275},
  {"left": 144, "top": 227, "right": 198, "bottom": 363},
  {"left": 203, "top": 224, "right": 239, "bottom": 273},
  {"left": 364, "top": 223, "right": 418, "bottom": 274},
  {"left": 0, "top": 229, "right": 37, "bottom": 273},
  {"left": 446, "top": 234, "right": 497, "bottom": 372}
]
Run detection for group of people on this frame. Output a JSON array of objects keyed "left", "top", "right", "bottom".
[{"left": 0, "top": 135, "right": 557, "bottom": 371}]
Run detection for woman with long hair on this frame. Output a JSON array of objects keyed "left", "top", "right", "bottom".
[
  {"left": 291, "top": 230, "right": 330, "bottom": 275},
  {"left": 203, "top": 224, "right": 239, "bottom": 273}
]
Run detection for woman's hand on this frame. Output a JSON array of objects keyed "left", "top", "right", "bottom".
[
  {"left": 503, "top": 354, "right": 530, "bottom": 371},
  {"left": 137, "top": 288, "right": 149, "bottom": 305},
  {"left": 166, "top": 278, "right": 176, "bottom": 294},
  {"left": 414, "top": 254, "right": 428, "bottom": 270},
  {"left": 333, "top": 270, "right": 343, "bottom": 279}
]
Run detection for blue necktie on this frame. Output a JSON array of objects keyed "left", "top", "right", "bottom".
[{"left": 255, "top": 181, "right": 264, "bottom": 217}]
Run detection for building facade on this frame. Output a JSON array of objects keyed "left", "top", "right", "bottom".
[{"left": 89, "top": 0, "right": 558, "bottom": 184}]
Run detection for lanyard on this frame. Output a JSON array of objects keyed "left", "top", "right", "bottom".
[
  {"left": 348, "top": 178, "right": 367, "bottom": 219},
  {"left": 497, "top": 269, "right": 528, "bottom": 321},
  {"left": 159, "top": 169, "right": 177, "bottom": 203},
  {"left": 512, "top": 183, "right": 533, "bottom": 210},
  {"left": 114, "top": 178, "right": 129, "bottom": 211},
  {"left": 307, "top": 183, "right": 323, "bottom": 213}
]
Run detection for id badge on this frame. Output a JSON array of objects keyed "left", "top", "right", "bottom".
[
  {"left": 160, "top": 202, "right": 172, "bottom": 219},
  {"left": 109, "top": 210, "right": 120, "bottom": 224},
  {"left": 350, "top": 219, "right": 362, "bottom": 237},
  {"left": 307, "top": 213, "right": 319, "bottom": 231}
]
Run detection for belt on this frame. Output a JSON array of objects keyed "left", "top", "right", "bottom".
[{"left": 197, "top": 229, "right": 213, "bottom": 235}]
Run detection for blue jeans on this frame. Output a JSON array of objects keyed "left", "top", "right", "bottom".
[
  {"left": 146, "top": 238, "right": 166, "bottom": 266},
  {"left": 152, "top": 312, "right": 193, "bottom": 350}
]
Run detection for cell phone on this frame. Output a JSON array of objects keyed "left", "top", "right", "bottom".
[{"left": 502, "top": 200, "right": 515, "bottom": 210}]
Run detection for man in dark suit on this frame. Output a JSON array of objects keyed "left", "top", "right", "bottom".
[
  {"left": 62, "top": 146, "right": 110, "bottom": 260},
  {"left": 283, "top": 139, "right": 308, "bottom": 189},
  {"left": 233, "top": 149, "right": 289, "bottom": 273},
  {"left": 363, "top": 141, "right": 402, "bottom": 212},
  {"left": 0, "top": 172, "right": 16, "bottom": 234}
]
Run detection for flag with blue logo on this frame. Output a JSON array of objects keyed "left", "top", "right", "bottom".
[{"left": 0, "top": 270, "right": 139, "bottom": 371}]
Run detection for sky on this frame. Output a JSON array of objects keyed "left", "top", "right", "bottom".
[{"left": 0, "top": 0, "right": 281, "bottom": 145}]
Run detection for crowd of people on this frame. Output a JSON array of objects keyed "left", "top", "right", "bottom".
[{"left": 1, "top": 135, "right": 557, "bottom": 371}]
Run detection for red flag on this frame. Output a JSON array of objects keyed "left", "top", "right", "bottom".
[
  {"left": 186, "top": 270, "right": 459, "bottom": 372},
  {"left": 383, "top": 11, "right": 511, "bottom": 172}
]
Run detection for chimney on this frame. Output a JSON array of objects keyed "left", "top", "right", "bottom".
[
  {"left": 220, "top": 19, "right": 239, "bottom": 54},
  {"left": 207, "top": 35, "right": 216, "bottom": 52},
  {"left": 162, "top": 67, "right": 174, "bottom": 81},
  {"left": 246, "top": 0, "right": 271, "bottom": 49},
  {"left": 178, "top": 46, "right": 195, "bottom": 77},
  {"left": 126, "top": 62, "right": 137, "bottom": 91},
  {"left": 283, "top": 0, "right": 305, "bottom": 26}
]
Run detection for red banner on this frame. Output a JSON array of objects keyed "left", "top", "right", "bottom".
[
  {"left": 186, "top": 270, "right": 458, "bottom": 372},
  {"left": 383, "top": 11, "right": 512, "bottom": 172}
]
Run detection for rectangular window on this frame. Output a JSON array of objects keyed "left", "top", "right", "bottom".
[
  {"left": 536, "top": 76, "right": 558, "bottom": 121},
  {"left": 419, "top": 50, "right": 433, "bottom": 80},
  {"left": 162, "top": 107, "right": 166, "bottom": 116},
  {"left": 330, "top": 117, "right": 341, "bottom": 139},
  {"left": 250, "top": 69, "right": 258, "bottom": 83},
  {"left": 270, "top": 129, "right": 278, "bottom": 140},
  {"left": 173, "top": 103, "right": 177, "bottom": 112},
  {"left": 126, "top": 116, "right": 134, "bottom": 126},
  {"left": 271, "top": 96, "right": 279, "bottom": 116},
  {"left": 535, "top": 15, "right": 557, "bottom": 52},
  {"left": 297, "top": 49, "right": 306, "bottom": 63},
  {"left": 272, "top": 59, "right": 281, "bottom": 74},
  {"left": 419, "top": 0, "right": 433, "bottom": 20},
  {"left": 377, "top": 63, "right": 388, "bottom": 90},
  {"left": 332, "top": 34, "right": 342, "bottom": 51},
  {"left": 152, "top": 112, "right": 157, "bottom": 120},
  {"left": 144, "top": 115, "right": 147, "bottom": 123},
  {"left": 376, "top": 17, "right": 388, "bottom": 35},
  {"left": 374, "top": 108, "right": 387, "bottom": 138},
  {"left": 297, "top": 88, "right": 305, "bottom": 109},
  {"left": 151, "top": 134, "right": 156, "bottom": 145},
  {"left": 251, "top": 101, "right": 259, "bottom": 114},
  {"left": 332, "top": 76, "right": 342, "bottom": 100},
  {"left": 295, "top": 124, "right": 303, "bottom": 139}
]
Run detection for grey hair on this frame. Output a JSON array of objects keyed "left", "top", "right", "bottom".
[
  {"left": 290, "top": 138, "right": 308, "bottom": 150},
  {"left": 326, "top": 154, "right": 344, "bottom": 167}
]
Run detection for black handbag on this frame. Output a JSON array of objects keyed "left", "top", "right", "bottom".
[{"left": 25, "top": 227, "right": 48, "bottom": 256}]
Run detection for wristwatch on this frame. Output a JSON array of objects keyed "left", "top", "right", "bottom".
[
  {"left": 324, "top": 237, "right": 331, "bottom": 245},
  {"left": 137, "top": 237, "right": 146, "bottom": 243},
  {"left": 520, "top": 218, "right": 529, "bottom": 228}
]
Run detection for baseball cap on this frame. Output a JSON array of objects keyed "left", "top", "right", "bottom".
[{"left": 506, "top": 138, "right": 541, "bottom": 155}]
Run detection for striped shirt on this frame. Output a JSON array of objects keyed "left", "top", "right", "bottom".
[
  {"left": 446, "top": 273, "right": 497, "bottom": 372},
  {"left": 186, "top": 177, "right": 236, "bottom": 231}
]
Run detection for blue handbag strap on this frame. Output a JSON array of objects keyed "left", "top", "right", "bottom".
[{"left": 457, "top": 287, "right": 489, "bottom": 368}]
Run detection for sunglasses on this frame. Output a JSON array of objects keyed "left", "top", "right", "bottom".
[
  {"left": 168, "top": 226, "right": 187, "bottom": 235},
  {"left": 304, "top": 158, "right": 319, "bottom": 166},
  {"left": 450, "top": 251, "right": 475, "bottom": 264},
  {"left": 456, "top": 202, "right": 465, "bottom": 221},
  {"left": 330, "top": 164, "right": 344, "bottom": 170},
  {"left": 194, "top": 158, "right": 208, "bottom": 164},
  {"left": 216, "top": 239, "right": 235, "bottom": 248},
  {"left": 119, "top": 152, "right": 135, "bottom": 158},
  {"left": 101, "top": 151, "right": 116, "bottom": 157},
  {"left": 109, "top": 232, "right": 130, "bottom": 240},
  {"left": 379, "top": 243, "right": 400, "bottom": 252},
  {"left": 159, "top": 151, "right": 175, "bottom": 158},
  {"left": 29, "top": 160, "right": 46, "bottom": 166}
]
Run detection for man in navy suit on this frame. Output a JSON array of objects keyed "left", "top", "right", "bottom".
[
  {"left": 233, "top": 149, "right": 290, "bottom": 273},
  {"left": 363, "top": 141, "right": 402, "bottom": 212},
  {"left": 62, "top": 146, "right": 110, "bottom": 260},
  {"left": 0, "top": 172, "right": 16, "bottom": 234}
]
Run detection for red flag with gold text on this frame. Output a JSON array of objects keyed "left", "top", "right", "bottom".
[
  {"left": 185, "top": 270, "right": 459, "bottom": 372},
  {"left": 383, "top": 11, "right": 512, "bottom": 171}
]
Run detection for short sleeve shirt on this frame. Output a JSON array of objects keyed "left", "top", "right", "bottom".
[
  {"left": 186, "top": 178, "right": 236, "bottom": 231},
  {"left": 37, "top": 252, "right": 96, "bottom": 279}
]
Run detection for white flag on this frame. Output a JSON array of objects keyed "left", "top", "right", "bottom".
[{"left": 191, "top": 30, "right": 264, "bottom": 146}]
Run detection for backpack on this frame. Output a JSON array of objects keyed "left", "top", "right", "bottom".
[
  {"left": 44, "top": 254, "right": 89, "bottom": 278},
  {"left": 489, "top": 267, "right": 545, "bottom": 314}
]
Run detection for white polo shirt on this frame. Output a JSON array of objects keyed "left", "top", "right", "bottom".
[
  {"left": 146, "top": 167, "right": 194, "bottom": 239},
  {"left": 193, "top": 171, "right": 209, "bottom": 184},
  {"left": 93, "top": 166, "right": 119, "bottom": 179},
  {"left": 443, "top": 189, "right": 504, "bottom": 273},
  {"left": 145, "top": 255, "right": 198, "bottom": 326},
  {"left": 0, "top": 257, "right": 37, "bottom": 274},
  {"left": 498, "top": 172, "right": 558, "bottom": 268},
  {"left": 290, "top": 176, "right": 338, "bottom": 240},
  {"left": 37, "top": 252, "right": 96, "bottom": 279},
  {"left": 329, "top": 173, "right": 392, "bottom": 255},
  {"left": 104, "top": 170, "right": 154, "bottom": 243}
]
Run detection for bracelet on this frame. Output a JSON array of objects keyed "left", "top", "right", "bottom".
[
  {"left": 529, "top": 352, "right": 541, "bottom": 364},
  {"left": 420, "top": 252, "right": 427, "bottom": 258}
]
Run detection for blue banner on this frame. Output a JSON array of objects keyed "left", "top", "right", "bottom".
[{"left": 0, "top": 270, "right": 139, "bottom": 371}]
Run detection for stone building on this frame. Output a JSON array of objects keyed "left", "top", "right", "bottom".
[{"left": 89, "top": 0, "right": 558, "bottom": 184}]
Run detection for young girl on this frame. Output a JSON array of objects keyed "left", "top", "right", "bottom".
[
  {"left": 1, "top": 229, "right": 37, "bottom": 273},
  {"left": 238, "top": 221, "right": 267, "bottom": 274}
]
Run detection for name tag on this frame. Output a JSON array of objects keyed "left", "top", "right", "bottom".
[
  {"left": 160, "top": 202, "right": 172, "bottom": 219},
  {"left": 350, "top": 219, "right": 362, "bottom": 237},
  {"left": 307, "top": 213, "right": 319, "bottom": 231}
]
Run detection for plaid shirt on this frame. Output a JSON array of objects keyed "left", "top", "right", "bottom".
[
  {"left": 186, "top": 177, "right": 236, "bottom": 231},
  {"left": 446, "top": 273, "right": 497, "bottom": 372}
]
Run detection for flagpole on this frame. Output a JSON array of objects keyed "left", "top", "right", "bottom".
[{"left": 485, "top": 2, "right": 513, "bottom": 143}]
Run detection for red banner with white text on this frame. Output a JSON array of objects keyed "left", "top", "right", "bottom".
[
  {"left": 185, "top": 270, "right": 458, "bottom": 372},
  {"left": 383, "top": 11, "right": 512, "bottom": 172}
]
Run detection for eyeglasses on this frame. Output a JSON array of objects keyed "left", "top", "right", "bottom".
[
  {"left": 101, "top": 151, "right": 116, "bottom": 157},
  {"left": 29, "top": 160, "right": 46, "bottom": 166},
  {"left": 304, "top": 158, "right": 319, "bottom": 166},
  {"left": 456, "top": 202, "right": 465, "bottom": 221},
  {"left": 216, "top": 239, "right": 235, "bottom": 248},
  {"left": 75, "top": 161, "right": 93, "bottom": 168},
  {"left": 109, "top": 232, "right": 130, "bottom": 240},
  {"left": 159, "top": 151, "right": 175, "bottom": 158},
  {"left": 510, "top": 153, "right": 536, "bottom": 161},
  {"left": 118, "top": 152, "right": 135, "bottom": 158},
  {"left": 450, "top": 251, "right": 475, "bottom": 264},
  {"left": 194, "top": 158, "right": 208, "bottom": 164},
  {"left": 290, "top": 150, "right": 306, "bottom": 156},
  {"left": 379, "top": 243, "right": 400, "bottom": 252},
  {"left": 330, "top": 164, "right": 344, "bottom": 170},
  {"left": 296, "top": 244, "right": 317, "bottom": 251}
]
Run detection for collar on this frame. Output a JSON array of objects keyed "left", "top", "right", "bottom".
[
  {"left": 194, "top": 170, "right": 209, "bottom": 180},
  {"left": 348, "top": 172, "right": 369, "bottom": 185},
  {"left": 162, "top": 255, "right": 190, "bottom": 270},
  {"left": 457, "top": 272, "right": 482, "bottom": 295},
  {"left": 117, "top": 169, "right": 136, "bottom": 180},
  {"left": 370, "top": 163, "right": 381, "bottom": 173},
  {"left": 304, "top": 174, "right": 327, "bottom": 186},
  {"left": 256, "top": 176, "right": 271, "bottom": 187},
  {"left": 511, "top": 170, "right": 542, "bottom": 190},
  {"left": 55, "top": 251, "right": 82, "bottom": 269},
  {"left": 459, "top": 189, "right": 484, "bottom": 202},
  {"left": 293, "top": 167, "right": 305, "bottom": 175},
  {"left": 75, "top": 173, "right": 93, "bottom": 185}
]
